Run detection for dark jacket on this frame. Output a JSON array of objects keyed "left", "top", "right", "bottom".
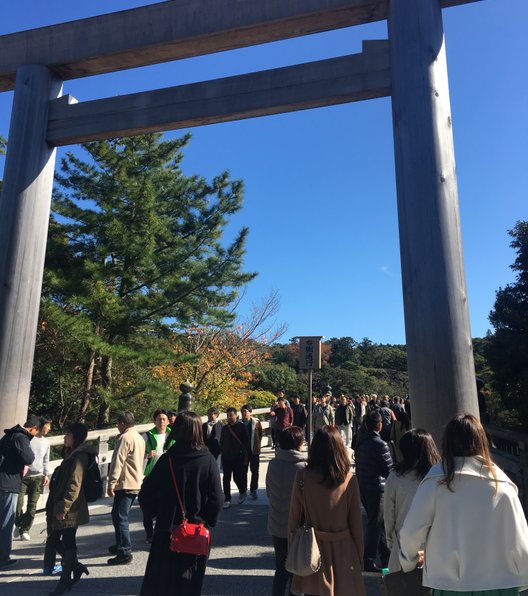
[
  {"left": 139, "top": 441, "right": 223, "bottom": 531},
  {"left": 0, "top": 425, "right": 35, "bottom": 493},
  {"left": 220, "top": 421, "right": 249, "bottom": 462},
  {"left": 202, "top": 420, "right": 222, "bottom": 459},
  {"left": 335, "top": 404, "right": 354, "bottom": 426},
  {"left": 291, "top": 403, "right": 308, "bottom": 428},
  {"left": 46, "top": 442, "right": 96, "bottom": 530},
  {"left": 355, "top": 430, "right": 393, "bottom": 494}
]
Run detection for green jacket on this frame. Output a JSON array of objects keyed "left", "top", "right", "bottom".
[{"left": 143, "top": 427, "right": 170, "bottom": 477}]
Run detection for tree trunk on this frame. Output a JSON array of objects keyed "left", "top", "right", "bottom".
[
  {"left": 97, "top": 355, "right": 113, "bottom": 427},
  {"left": 79, "top": 352, "right": 96, "bottom": 422}
]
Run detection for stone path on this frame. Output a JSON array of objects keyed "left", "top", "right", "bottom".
[{"left": 1, "top": 448, "right": 382, "bottom": 595}]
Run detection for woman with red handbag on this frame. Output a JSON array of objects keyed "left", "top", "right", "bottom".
[{"left": 139, "top": 411, "right": 223, "bottom": 596}]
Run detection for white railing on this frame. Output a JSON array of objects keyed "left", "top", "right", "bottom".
[{"left": 36, "top": 408, "right": 271, "bottom": 511}]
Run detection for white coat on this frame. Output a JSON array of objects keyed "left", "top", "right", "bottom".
[
  {"left": 399, "top": 456, "right": 528, "bottom": 591},
  {"left": 383, "top": 469, "right": 423, "bottom": 572}
]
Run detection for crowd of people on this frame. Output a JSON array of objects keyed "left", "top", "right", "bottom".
[{"left": 1, "top": 389, "right": 528, "bottom": 596}]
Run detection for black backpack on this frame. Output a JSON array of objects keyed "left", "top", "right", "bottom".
[{"left": 83, "top": 455, "right": 103, "bottom": 502}]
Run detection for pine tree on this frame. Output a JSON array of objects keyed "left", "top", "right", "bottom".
[
  {"left": 38, "top": 133, "right": 255, "bottom": 426},
  {"left": 487, "top": 221, "right": 528, "bottom": 427}
]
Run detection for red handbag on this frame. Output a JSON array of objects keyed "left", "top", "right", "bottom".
[{"left": 168, "top": 457, "right": 210, "bottom": 556}]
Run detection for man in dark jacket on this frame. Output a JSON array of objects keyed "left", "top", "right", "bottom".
[
  {"left": 220, "top": 408, "right": 249, "bottom": 508},
  {"left": 355, "top": 410, "right": 393, "bottom": 573},
  {"left": 0, "top": 416, "right": 39, "bottom": 568},
  {"left": 290, "top": 395, "right": 308, "bottom": 431}
]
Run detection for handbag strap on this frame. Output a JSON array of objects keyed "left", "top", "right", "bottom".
[
  {"left": 168, "top": 456, "right": 186, "bottom": 522},
  {"left": 299, "top": 469, "right": 312, "bottom": 527}
]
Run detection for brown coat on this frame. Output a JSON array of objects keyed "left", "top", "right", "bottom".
[
  {"left": 46, "top": 442, "right": 95, "bottom": 530},
  {"left": 288, "top": 468, "right": 365, "bottom": 596}
]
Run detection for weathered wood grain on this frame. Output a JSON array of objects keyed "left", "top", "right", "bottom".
[
  {"left": 0, "top": 0, "right": 481, "bottom": 92},
  {"left": 388, "top": 0, "right": 479, "bottom": 443},
  {"left": 47, "top": 47, "right": 391, "bottom": 146}
]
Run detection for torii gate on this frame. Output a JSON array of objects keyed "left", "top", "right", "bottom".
[{"left": 0, "top": 0, "right": 481, "bottom": 442}]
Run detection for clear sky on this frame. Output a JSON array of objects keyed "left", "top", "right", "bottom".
[{"left": 0, "top": 1, "right": 526, "bottom": 345}]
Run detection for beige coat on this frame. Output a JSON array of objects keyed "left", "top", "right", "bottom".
[
  {"left": 288, "top": 468, "right": 365, "bottom": 596},
  {"left": 108, "top": 426, "right": 146, "bottom": 492}
]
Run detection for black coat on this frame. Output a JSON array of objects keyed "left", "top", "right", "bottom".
[
  {"left": 139, "top": 442, "right": 223, "bottom": 596},
  {"left": 202, "top": 421, "right": 222, "bottom": 459},
  {"left": 219, "top": 421, "right": 249, "bottom": 462},
  {"left": 139, "top": 441, "right": 223, "bottom": 531},
  {"left": 0, "top": 425, "right": 35, "bottom": 493},
  {"left": 354, "top": 430, "right": 393, "bottom": 494},
  {"left": 291, "top": 403, "right": 308, "bottom": 428}
]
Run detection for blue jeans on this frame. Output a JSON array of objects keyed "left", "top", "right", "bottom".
[
  {"left": 112, "top": 490, "right": 136, "bottom": 556},
  {"left": 0, "top": 490, "right": 18, "bottom": 565}
]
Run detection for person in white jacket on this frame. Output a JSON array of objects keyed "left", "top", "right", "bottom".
[
  {"left": 383, "top": 428, "right": 440, "bottom": 573},
  {"left": 399, "top": 414, "right": 528, "bottom": 594}
]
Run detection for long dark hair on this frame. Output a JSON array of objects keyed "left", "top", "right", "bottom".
[
  {"left": 440, "top": 413, "right": 497, "bottom": 493},
  {"left": 167, "top": 411, "right": 205, "bottom": 449},
  {"left": 394, "top": 428, "right": 440, "bottom": 479},
  {"left": 307, "top": 426, "right": 350, "bottom": 488},
  {"left": 63, "top": 422, "right": 88, "bottom": 457}
]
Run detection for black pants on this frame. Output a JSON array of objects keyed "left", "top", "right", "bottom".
[
  {"left": 222, "top": 458, "right": 246, "bottom": 502},
  {"left": 248, "top": 453, "right": 260, "bottom": 493},
  {"left": 44, "top": 527, "right": 77, "bottom": 569},
  {"left": 271, "top": 535, "right": 293, "bottom": 596},
  {"left": 360, "top": 488, "right": 390, "bottom": 567}
]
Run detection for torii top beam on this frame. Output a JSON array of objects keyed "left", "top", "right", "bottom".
[{"left": 0, "top": 0, "right": 480, "bottom": 93}]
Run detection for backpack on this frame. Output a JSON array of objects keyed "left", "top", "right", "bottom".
[{"left": 83, "top": 455, "right": 103, "bottom": 502}]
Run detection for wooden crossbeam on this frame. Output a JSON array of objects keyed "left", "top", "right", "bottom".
[
  {"left": 0, "top": 0, "right": 480, "bottom": 92},
  {"left": 47, "top": 46, "right": 390, "bottom": 146}
]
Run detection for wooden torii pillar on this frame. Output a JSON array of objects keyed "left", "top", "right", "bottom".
[{"left": 0, "top": 0, "right": 480, "bottom": 440}]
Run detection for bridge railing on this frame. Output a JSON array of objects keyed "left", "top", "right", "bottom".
[
  {"left": 35, "top": 408, "right": 272, "bottom": 512},
  {"left": 484, "top": 423, "right": 528, "bottom": 514}
]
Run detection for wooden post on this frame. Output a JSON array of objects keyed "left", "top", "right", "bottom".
[
  {"left": 0, "top": 65, "right": 62, "bottom": 434},
  {"left": 388, "top": 0, "right": 479, "bottom": 444}
]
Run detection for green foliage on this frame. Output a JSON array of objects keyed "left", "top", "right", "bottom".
[
  {"left": 246, "top": 390, "right": 277, "bottom": 409},
  {"left": 32, "top": 133, "right": 255, "bottom": 428},
  {"left": 486, "top": 221, "right": 528, "bottom": 428},
  {"left": 250, "top": 362, "right": 302, "bottom": 395}
]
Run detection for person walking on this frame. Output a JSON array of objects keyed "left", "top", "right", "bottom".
[
  {"left": 389, "top": 409, "right": 411, "bottom": 463},
  {"left": 44, "top": 422, "right": 95, "bottom": 595},
  {"left": 312, "top": 393, "right": 335, "bottom": 431},
  {"left": 383, "top": 429, "right": 440, "bottom": 573},
  {"left": 290, "top": 395, "right": 308, "bottom": 433},
  {"left": 14, "top": 416, "right": 51, "bottom": 541},
  {"left": 107, "top": 411, "right": 145, "bottom": 565},
  {"left": 266, "top": 426, "right": 307, "bottom": 596},
  {"left": 220, "top": 407, "right": 249, "bottom": 508},
  {"left": 139, "top": 411, "right": 223, "bottom": 596},
  {"left": 400, "top": 414, "right": 528, "bottom": 595},
  {"left": 288, "top": 426, "right": 365, "bottom": 596},
  {"left": 202, "top": 407, "right": 222, "bottom": 466},
  {"left": 0, "top": 416, "right": 39, "bottom": 569},
  {"left": 141, "top": 409, "right": 170, "bottom": 542},
  {"left": 270, "top": 396, "right": 294, "bottom": 436},
  {"left": 240, "top": 404, "right": 263, "bottom": 499},
  {"left": 335, "top": 393, "right": 354, "bottom": 448},
  {"left": 355, "top": 410, "right": 393, "bottom": 572}
]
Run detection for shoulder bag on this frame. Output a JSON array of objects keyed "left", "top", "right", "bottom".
[
  {"left": 285, "top": 471, "right": 321, "bottom": 576},
  {"left": 168, "top": 456, "right": 210, "bottom": 556}
]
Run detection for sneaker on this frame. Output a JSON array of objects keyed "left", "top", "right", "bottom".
[
  {"left": 107, "top": 554, "right": 133, "bottom": 565},
  {"left": 108, "top": 545, "right": 118, "bottom": 555},
  {"left": 20, "top": 532, "right": 31, "bottom": 541},
  {"left": 250, "top": 490, "right": 258, "bottom": 500},
  {"left": 43, "top": 564, "right": 63, "bottom": 576},
  {"left": 13, "top": 527, "right": 20, "bottom": 538},
  {"left": 223, "top": 501, "right": 231, "bottom": 509},
  {"left": 238, "top": 492, "right": 247, "bottom": 505},
  {"left": 0, "top": 559, "right": 17, "bottom": 569}
]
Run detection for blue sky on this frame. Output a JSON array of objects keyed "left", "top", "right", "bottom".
[{"left": 1, "top": 1, "right": 526, "bottom": 345}]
